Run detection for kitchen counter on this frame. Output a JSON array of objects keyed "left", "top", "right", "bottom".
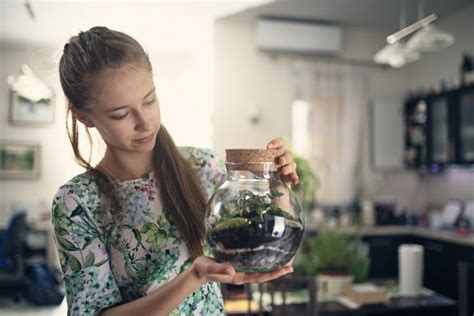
[{"left": 315, "top": 225, "right": 474, "bottom": 248}]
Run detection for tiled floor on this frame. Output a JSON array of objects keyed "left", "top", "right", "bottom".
[{"left": 0, "top": 298, "right": 67, "bottom": 316}]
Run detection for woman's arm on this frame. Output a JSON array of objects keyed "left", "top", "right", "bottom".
[{"left": 100, "top": 256, "right": 293, "bottom": 316}]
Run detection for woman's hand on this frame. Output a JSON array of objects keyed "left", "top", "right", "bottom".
[
  {"left": 267, "top": 138, "right": 299, "bottom": 185},
  {"left": 191, "top": 256, "right": 293, "bottom": 285}
]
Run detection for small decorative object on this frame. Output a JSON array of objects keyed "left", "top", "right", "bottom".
[
  {"left": 338, "top": 283, "right": 388, "bottom": 309},
  {"left": 0, "top": 141, "right": 40, "bottom": 179},
  {"left": 296, "top": 230, "right": 370, "bottom": 300},
  {"left": 318, "top": 273, "right": 354, "bottom": 301},
  {"left": 7, "top": 64, "right": 54, "bottom": 125},
  {"left": 205, "top": 148, "right": 304, "bottom": 273}
]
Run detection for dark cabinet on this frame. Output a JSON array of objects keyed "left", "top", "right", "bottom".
[
  {"left": 420, "top": 239, "right": 458, "bottom": 300},
  {"left": 404, "top": 84, "right": 474, "bottom": 169},
  {"left": 362, "top": 235, "right": 412, "bottom": 279},
  {"left": 456, "top": 86, "right": 474, "bottom": 163},
  {"left": 426, "top": 93, "right": 453, "bottom": 165}
]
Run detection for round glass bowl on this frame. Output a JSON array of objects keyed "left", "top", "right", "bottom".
[{"left": 205, "top": 149, "right": 304, "bottom": 273}]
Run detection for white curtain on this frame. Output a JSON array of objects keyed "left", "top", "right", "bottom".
[{"left": 293, "top": 62, "right": 369, "bottom": 206}]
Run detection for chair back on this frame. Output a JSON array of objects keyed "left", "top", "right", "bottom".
[{"left": 1, "top": 212, "right": 27, "bottom": 268}]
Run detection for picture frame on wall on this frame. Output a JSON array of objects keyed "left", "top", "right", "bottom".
[
  {"left": 9, "top": 90, "right": 54, "bottom": 125},
  {"left": 0, "top": 141, "right": 41, "bottom": 180}
]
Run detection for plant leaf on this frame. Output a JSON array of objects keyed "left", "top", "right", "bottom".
[
  {"left": 84, "top": 252, "right": 95, "bottom": 268},
  {"left": 132, "top": 228, "right": 142, "bottom": 243},
  {"left": 270, "top": 188, "right": 284, "bottom": 198},
  {"left": 140, "top": 222, "right": 158, "bottom": 234},
  {"left": 94, "top": 258, "right": 108, "bottom": 267},
  {"left": 70, "top": 205, "right": 84, "bottom": 217},
  {"left": 57, "top": 237, "right": 79, "bottom": 251},
  {"left": 68, "top": 256, "right": 82, "bottom": 273}
]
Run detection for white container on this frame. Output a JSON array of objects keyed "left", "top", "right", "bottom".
[
  {"left": 318, "top": 273, "right": 354, "bottom": 301},
  {"left": 398, "top": 244, "right": 424, "bottom": 296}
]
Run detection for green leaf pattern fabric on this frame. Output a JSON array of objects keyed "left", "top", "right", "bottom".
[{"left": 52, "top": 147, "right": 226, "bottom": 315}]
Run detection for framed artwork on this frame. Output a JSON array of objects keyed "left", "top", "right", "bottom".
[
  {"left": 0, "top": 141, "right": 41, "bottom": 180},
  {"left": 9, "top": 90, "right": 54, "bottom": 125}
]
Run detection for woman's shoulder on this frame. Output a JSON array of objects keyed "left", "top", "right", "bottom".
[
  {"left": 58, "top": 170, "right": 97, "bottom": 192},
  {"left": 179, "top": 146, "right": 223, "bottom": 169},
  {"left": 179, "top": 146, "right": 226, "bottom": 197},
  {"left": 179, "top": 146, "right": 217, "bottom": 159},
  {"left": 54, "top": 170, "right": 101, "bottom": 205}
]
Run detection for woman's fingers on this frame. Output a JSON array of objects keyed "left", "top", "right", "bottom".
[
  {"left": 200, "top": 258, "right": 294, "bottom": 285},
  {"left": 277, "top": 151, "right": 293, "bottom": 167},
  {"left": 231, "top": 265, "right": 294, "bottom": 285},
  {"left": 273, "top": 150, "right": 299, "bottom": 185},
  {"left": 280, "top": 161, "right": 299, "bottom": 185},
  {"left": 280, "top": 161, "right": 297, "bottom": 176},
  {"left": 266, "top": 138, "right": 285, "bottom": 149}
]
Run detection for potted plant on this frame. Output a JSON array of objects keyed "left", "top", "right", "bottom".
[
  {"left": 293, "top": 155, "right": 319, "bottom": 213},
  {"left": 294, "top": 230, "right": 370, "bottom": 300}
]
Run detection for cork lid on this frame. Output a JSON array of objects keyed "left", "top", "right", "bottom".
[{"left": 225, "top": 148, "right": 284, "bottom": 172}]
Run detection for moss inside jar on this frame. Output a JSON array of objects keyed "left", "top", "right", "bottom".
[{"left": 205, "top": 149, "right": 304, "bottom": 273}]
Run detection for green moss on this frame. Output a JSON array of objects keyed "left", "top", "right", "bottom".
[
  {"left": 214, "top": 218, "right": 248, "bottom": 231},
  {"left": 266, "top": 207, "right": 297, "bottom": 221}
]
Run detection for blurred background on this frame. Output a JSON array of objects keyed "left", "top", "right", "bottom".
[{"left": 0, "top": 0, "right": 473, "bottom": 315}]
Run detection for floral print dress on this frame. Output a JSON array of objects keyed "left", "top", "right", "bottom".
[{"left": 51, "top": 147, "right": 227, "bottom": 315}]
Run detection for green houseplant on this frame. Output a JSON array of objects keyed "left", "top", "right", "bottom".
[
  {"left": 296, "top": 230, "right": 369, "bottom": 281},
  {"left": 294, "top": 230, "right": 370, "bottom": 300},
  {"left": 293, "top": 155, "right": 319, "bottom": 212}
]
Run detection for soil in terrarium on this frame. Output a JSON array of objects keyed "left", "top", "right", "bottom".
[{"left": 207, "top": 189, "right": 304, "bottom": 273}]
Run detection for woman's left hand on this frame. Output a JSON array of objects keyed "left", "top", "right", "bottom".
[{"left": 267, "top": 138, "right": 299, "bottom": 186}]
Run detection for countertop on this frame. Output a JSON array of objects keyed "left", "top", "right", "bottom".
[{"left": 320, "top": 225, "right": 474, "bottom": 248}]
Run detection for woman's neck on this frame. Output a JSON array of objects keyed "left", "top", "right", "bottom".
[{"left": 97, "top": 149, "right": 154, "bottom": 180}]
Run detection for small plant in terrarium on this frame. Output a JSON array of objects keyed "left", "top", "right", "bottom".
[{"left": 205, "top": 149, "right": 304, "bottom": 273}]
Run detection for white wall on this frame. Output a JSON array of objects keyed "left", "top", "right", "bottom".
[
  {"left": 214, "top": 5, "right": 474, "bottom": 211},
  {"left": 214, "top": 15, "right": 293, "bottom": 157},
  {"left": 0, "top": 42, "right": 82, "bottom": 223}
]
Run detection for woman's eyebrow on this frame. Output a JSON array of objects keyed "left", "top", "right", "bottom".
[{"left": 105, "top": 88, "right": 156, "bottom": 113}]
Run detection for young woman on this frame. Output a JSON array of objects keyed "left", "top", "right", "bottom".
[{"left": 52, "top": 26, "right": 299, "bottom": 316}]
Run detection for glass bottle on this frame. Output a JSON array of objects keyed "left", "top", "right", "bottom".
[{"left": 205, "top": 149, "right": 305, "bottom": 273}]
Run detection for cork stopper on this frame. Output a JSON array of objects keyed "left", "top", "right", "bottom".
[{"left": 225, "top": 148, "right": 285, "bottom": 172}]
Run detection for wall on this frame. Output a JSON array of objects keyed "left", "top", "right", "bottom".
[
  {"left": 0, "top": 43, "right": 83, "bottom": 222},
  {"left": 214, "top": 5, "right": 474, "bottom": 211}
]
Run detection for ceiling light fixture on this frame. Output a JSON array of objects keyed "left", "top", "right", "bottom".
[
  {"left": 374, "top": 0, "right": 455, "bottom": 68},
  {"left": 374, "top": 42, "right": 421, "bottom": 68}
]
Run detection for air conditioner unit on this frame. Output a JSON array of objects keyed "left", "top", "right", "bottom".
[{"left": 256, "top": 17, "right": 343, "bottom": 55}]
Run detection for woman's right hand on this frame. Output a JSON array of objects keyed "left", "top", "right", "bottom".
[{"left": 191, "top": 256, "right": 293, "bottom": 285}]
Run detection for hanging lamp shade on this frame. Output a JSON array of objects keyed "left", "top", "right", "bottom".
[
  {"left": 374, "top": 42, "right": 421, "bottom": 68},
  {"left": 406, "top": 24, "right": 455, "bottom": 52}
]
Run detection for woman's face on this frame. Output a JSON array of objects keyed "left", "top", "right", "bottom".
[{"left": 84, "top": 64, "right": 161, "bottom": 155}]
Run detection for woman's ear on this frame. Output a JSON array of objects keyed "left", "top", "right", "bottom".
[{"left": 70, "top": 107, "right": 94, "bottom": 128}]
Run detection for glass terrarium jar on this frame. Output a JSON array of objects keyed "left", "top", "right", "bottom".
[{"left": 205, "top": 149, "right": 305, "bottom": 273}]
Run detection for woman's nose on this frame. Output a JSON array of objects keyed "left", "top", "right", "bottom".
[{"left": 135, "top": 111, "right": 152, "bottom": 131}]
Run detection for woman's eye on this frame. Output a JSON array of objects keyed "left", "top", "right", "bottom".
[
  {"left": 144, "top": 98, "right": 155, "bottom": 106},
  {"left": 111, "top": 113, "right": 129, "bottom": 120}
]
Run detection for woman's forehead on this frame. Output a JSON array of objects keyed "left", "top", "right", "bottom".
[{"left": 94, "top": 65, "right": 154, "bottom": 109}]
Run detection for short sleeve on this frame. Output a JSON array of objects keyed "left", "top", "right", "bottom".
[
  {"left": 51, "top": 185, "right": 122, "bottom": 316},
  {"left": 179, "top": 147, "right": 226, "bottom": 198}
]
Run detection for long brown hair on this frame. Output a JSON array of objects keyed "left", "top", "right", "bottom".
[{"left": 59, "top": 26, "right": 207, "bottom": 259}]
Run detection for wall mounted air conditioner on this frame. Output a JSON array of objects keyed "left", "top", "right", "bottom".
[{"left": 256, "top": 17, "right": 343, "bottom": 55}]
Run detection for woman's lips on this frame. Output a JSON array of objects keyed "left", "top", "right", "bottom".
[{"left": 134, "top": 133, "right": 154, "bottom": 144}]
